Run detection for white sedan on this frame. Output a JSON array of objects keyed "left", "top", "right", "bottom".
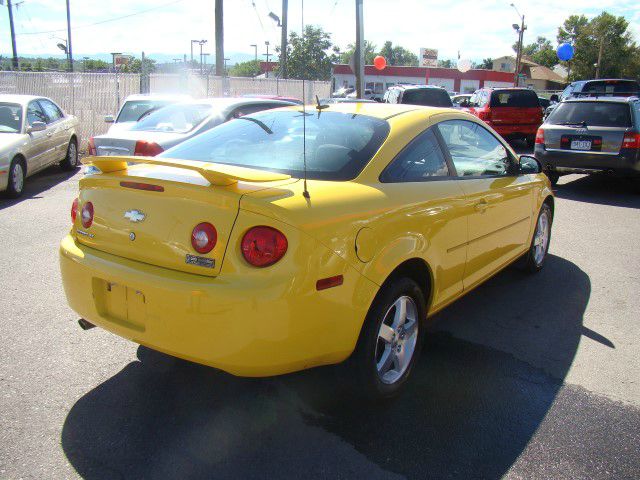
[{"left": 0, "top": 94, "right": 79, "bottom": 198}]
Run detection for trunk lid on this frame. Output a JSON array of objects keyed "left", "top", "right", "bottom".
[
  {"left": 488, "top": 106, "right": 543, "bottom": 126},
  {"left": 93, "top": 130, "right": 186, "bottom": 156},
  {"left": 542, "top": 125, "right": 628, "bottom": 154},
  {"left": 75, "top": 156, "right": 292, "bottom": 277}
]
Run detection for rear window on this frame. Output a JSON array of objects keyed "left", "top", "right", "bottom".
[
  {"left": 117, "top": 100, "right": 173, "bottom": 123},
  {"left": 490, "top": 90, "right": 539, "bottom": 108},
  {"left": 160, "top": 110, "right": 390, "bottom": 181},
  {"left": 402, "top": 89, "right": 453, "bottom": 107},
  {"left": 581, "top": 80, "right": 640, "bottom": 97},
  {"left": 131, "top": 103, "right": 213, "bottom": 133},
  {"left": 547, "top": 102, "right": 632, "bottom": 128}
]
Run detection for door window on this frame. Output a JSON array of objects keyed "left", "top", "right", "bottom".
[
  {"left": 380, "top": 129, "right": 450, "bottom": 182},
  {"left": 26, "top": 101, "right": 48, "bottom": 125},
  {"left": 38, "top": 99, "right": 63, "bottom": 123},
  {"left": 436, "top": 120, "right": 512, "bottom": 177}
]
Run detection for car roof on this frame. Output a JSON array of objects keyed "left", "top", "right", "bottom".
[
  {"left": 563, "top": 96, "right": 638, "bottom": 104},
  {"left": 122, "top": 93, "right": 192, "bottom": 102},
  {"left": 289, "top": 102, "right": 450, "bottom": 119},
  {"left": 0, "top": 94, "right": 48, "bottom": 105},
  {"left": 390, "top": 84, "right": 446, "bottom": 90},
  {"left": 170, "top": 97, "right": 297, "bottom": 110}
]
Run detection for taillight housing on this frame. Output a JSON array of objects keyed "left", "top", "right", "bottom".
[
  {"left": 191, "top": 222, "right": 217, "bottom": 254},
  {"left": 241, "top": 226, "right": 288, "bottom": 267},
  {"left": 87, "top": 137, "right": 96, "bottom": 156},
  {"left": 622, "top": 131, "right": 640, "bottom": 149},
  {"left": 134, "top": 140, "right": 164, "bottom": 157},
  {"left": 81, "top": 202, "right": 94, "bottom": 228},
  {"left": 535, "top": 128, "right": 545, "bottom": 145},
  {"left": 477, "top": 109, "right": 492, "bottom": 122},
  {"left": 71, "top": 198, "right": 78, "bottom": 223}
]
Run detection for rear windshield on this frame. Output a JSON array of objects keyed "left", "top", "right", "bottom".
[
  {"left": 132, "top": 103, "right": 213, "bottom": 133},
  {"left": 547, "top": 102, "right": 632, "bottom": 128},
  {"left": 402, "top": 89, "right": 453, "bottom": 107},
  {"left": 581, "top": 80, "right": 640, "bottom": 97},
  {"left": 490, "top": 90, "right": 539, "bottom": 108},
  {"left": 160, "top": 110, "right": 390, "bottom": 181},
  {"left": 0, "top": 103, "right": 22, "bottom": 133},
  {"left": 116, "top": 100, "right": 173, "bottom": 123}
]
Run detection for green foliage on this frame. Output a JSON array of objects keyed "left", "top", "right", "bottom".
[
  {"left": 437, "top": 59, "right": 454, "bottom": 68},
  {"left": 378, "top": 41, "right": 419, "bottom": 66},
  {"left": 228, "top": 60, "right": 261, "bottom": 77},
  {"left": 339, "top": 40, "right": 377, "bottom": 65},
  {"left": 83, "top": 59, "right": 109, "bottom": 71},
  {"left": 121, "top": 57, "right": 156, "bottom": 73},
  {"left": 285, "top": 25, "right": 340, "bottom": 80},
  {"left": 513, "top": 36, "right": 557, "bottom": 68},
  {"left": 477, "top": 58, "right": 493, "bottom": 70}
]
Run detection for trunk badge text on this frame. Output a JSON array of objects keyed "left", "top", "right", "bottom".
[{"left": 124, "top": 210, "right": 146, "bottom": 223}]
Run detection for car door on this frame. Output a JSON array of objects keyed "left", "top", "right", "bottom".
[
  {"left": 435, "top": 118, "right": 534, "bottom": 290},
  {"left": 377, "top": 127, "right": 468, "bottom": 310},
  {"left": 23, "top": 100, "right": 52, "bottom": 172},
  {"left": 38, "top": 99, "right": 69, "bottom": 164}
]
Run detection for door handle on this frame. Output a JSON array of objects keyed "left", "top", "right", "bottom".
[
  {"left": 475, "top": 198, "right": 489, "bottom": 212},
  {"left": 46, "top": 132, "right": 54, "bottom": 137}
]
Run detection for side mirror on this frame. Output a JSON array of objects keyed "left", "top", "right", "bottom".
[
  {"left": 27, "top": 121, "right": 46, "bottom": 133},
  {"left": 519, "top": 154, "right": 542, "bottom": 174},
  {"left": 104, "top": 115, "right": 115, "bottom": 123},
  {"left": 549, "top": 94, "right": 559, "bottom": 103}
]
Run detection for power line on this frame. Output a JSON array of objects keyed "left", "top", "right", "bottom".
[{"left": 16, "top": 0, "right": 185, "bottom": 36}]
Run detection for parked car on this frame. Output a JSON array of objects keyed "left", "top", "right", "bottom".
[
  {"left": 332, "top": 86, "right": 355, "bottom": 98},
  {"left": 538, "top": 97, "right": 550, "bottom": 110},
  {"left": 61, "top": 103, "right": 553, "bottom": 398},
  {"left": 241, "top": 94, "right": 303, "bottom": 105},
  {"left": 466, "top": 88, "right": 543, "bottom": 146},
  {"left": 320, "top": 97, "right": 376, "bottom": 104},
  {"left": 0, "top": 94, "right": 79, "bottom": 198},
  {"left": 346, "top": 88, "right": 381, "bottom": 101},
  {"left": 535, "top": 96, "right": 640, "bottom": 186},
  {"left": 544, "top": 79, "right": 640, "bottom": 118},
  {"left": 105, "top": 94, "right": 191, "bottom": 133},
  {"left": 452, "top": 94, "right": 472, "bottom": 108},
  {"left": 89, "top": 98, "right": 296, "bottom": 157},
  {"left": 383, "top": 84, "right": 453, "bottom": 108}
]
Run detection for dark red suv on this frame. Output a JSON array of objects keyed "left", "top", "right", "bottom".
[{"left": 466, "top": 88, "right": 543, "bottom": 146}]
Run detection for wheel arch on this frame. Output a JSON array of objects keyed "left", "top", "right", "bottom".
[{"left": 12, "top": 153, "right": 27, "bottom": 175}]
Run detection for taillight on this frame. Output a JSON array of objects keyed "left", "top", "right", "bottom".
[
  {"left": 134, "top": 140, "right": 164, "bottom": 156},
  {"left": 477, "top": 109, "right": 492, "bottom": 122},
  {"left": 241, "top": 226, "right": 288, "bottom": 267},
  {"left": 87, "top": 137, "right": 96, "bottom": 156},
  {"left": 191, "top": 222, "right": 217, "bottom": 254},
  {"left": 71, "top": 198, "right": 78, "bottom": 223},
  {"left": 622, "top": 132, "right": 640, "bottom": 149},
  {"left": 535, "top": 128, "right": 545, "bottom": 145},
  {"left": 81, "top": 202, "right": 94, "bottom": 228}
]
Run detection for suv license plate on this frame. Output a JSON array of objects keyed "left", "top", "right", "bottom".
[{"left": 571, "top": 140, "right": 591, "bottom": 150}]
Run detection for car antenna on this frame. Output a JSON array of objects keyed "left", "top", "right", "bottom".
[{"left": 301, "top": 0, "right": 310, "bottom": 199}]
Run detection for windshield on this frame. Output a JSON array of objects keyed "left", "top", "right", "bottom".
[
  {"left": 490, "top": 90, "right": 539, "bottom": 108},
  {"left": 547, "top": 102, "right": 632, "bottom": 128},
  {"left": 0, "top": 103, "right": 23, "bottom": 133},
  {"left": 160, "top": 110, "right": 390, "bottom": 181},
  {"left": 131, "top": 103, "right": 213, "bottom": 133},
  {"left": 116, "top": 100, "right": 173, "bottom": 123},
  {"left": 581, "top": 80, "right": 640, "bottom": 97},
  {"left": 402, "top": 89, "right": 453, "bottom": 107}
]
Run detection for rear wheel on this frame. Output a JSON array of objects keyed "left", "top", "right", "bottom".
[
  {"left": 519, "top": 203, "right": 552, "bottom": 273},
  {"left": 5, "top": 158, "right": 25, "bottom": 198},
  {"left": 60, "top": 139, "right": 78, "bottom": 170},
  {"left": 348, "top": 277, "right": 425, "bottom": 399}
]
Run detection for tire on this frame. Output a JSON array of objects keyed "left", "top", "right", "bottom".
[
  {"left": 348, "top": 277, "right": 426, "bottom": 399},
  {"left": 545, "top": 170, "right": 559, "bottom": 186},
  {"left": 4, "top": 158, "right": 25, "bottom": 198},
  {"left": 519, "top": 203, "right": 553, "bottom": 273},
  {"left": 60, "top": 139, "right": 78, "bottom": 170}
]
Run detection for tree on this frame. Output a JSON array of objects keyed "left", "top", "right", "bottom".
[
  {"left": 338, "top": 40, "right": 377, "bottom": 65},
  {"left": 378, "top": 41, "right": 419, "bottom": 66},
  {"left": 229, "top": 59, "right": 261, "bottom": 77},
  {"left": 437, "top": 59, "right": 454, "bottom": 68},
  {"left": 513, "top": 36, "right": 557, "bottom": 68},
  {"left": 121, "top": 57, "right": 156, "bottom": 74},
  {"left": 83, "top": 59, "right": 109, "bottom": 72},
  {"left": 285, "top": 25, "right": 340, "bottom": 80},
  {"left": 478, "top": 58, "right": 493, "bottom": 70}
]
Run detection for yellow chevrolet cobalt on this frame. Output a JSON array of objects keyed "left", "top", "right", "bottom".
[{"left": 60, "top": 103, "right": 553, "bottom": 397}]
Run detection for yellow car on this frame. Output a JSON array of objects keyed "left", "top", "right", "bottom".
[{"left": 60, "top": 103, "right": 553, "bottom": 397}]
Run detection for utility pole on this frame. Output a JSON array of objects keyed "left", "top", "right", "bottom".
[
  {"left": 7, "top": 0, "right": 19, "bottom": 70},
  {"left": 198, "top": 40, "right": 207, "bottom": 74},
  {"left": 354, "top": 0, "right": 364, "bottom": 98},
  {"left": 215, "top": 0, "right": 224, "bottom": 76},
  {"left": 65, "top": 0, "right": 73, "bottom": 72},
  {"left": 595, "top": 35, "right": 604, "bottom": 79},
  {"left": 280, "top": 0, "right": 288, "bottom": 78}
]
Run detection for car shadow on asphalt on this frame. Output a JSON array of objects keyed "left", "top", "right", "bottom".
[
  {"left": 0, "top": 165, "right": 79, "bottom": 211},
  {"left": 61, "top": 255, "right": 594, "bottom": 479},
  {"left": 554, "top": 174, "right": 640, "bottom": 209}
]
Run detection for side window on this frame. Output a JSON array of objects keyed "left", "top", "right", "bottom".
[
  {"left": 436, "top": 120, "right": 511, "bottom": 177},
  {"left": 380, "top": 128, "right": 450, "bottom": 182},
  {"left": 26, "top": 101, "right": 48, "bottom": 125},
  {"left": 38, "top": 99, "right": 63, "bottom": 123}
]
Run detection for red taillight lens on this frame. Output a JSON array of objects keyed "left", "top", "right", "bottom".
[
  {"left": 87, "top": 137, "right": 96, "bottom": 156},
  {"left": 71, "top": 198, "right": 78, "bottom": 223},
  {"left": 622, "top": 132, "right": 640, "bottom": 149},
  {"left": 478, "top": 109, "right": 492, "bottom": 122},
  {"left": 134, "top": 140, "right": 164, "bottom": 157},
  {"left": 191, "top": 222, "right": 217, "bottom": 254},
  {"left": 535, "top": 128, "right": 545, "bottom": 144},
  {"left": 241, "top": 226, "right": 288, "bottom": 267},
  {"left": 81, "top": 202, "right": 94, "bottom": 228}
]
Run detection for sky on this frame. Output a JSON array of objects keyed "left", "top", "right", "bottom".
[{"left": 1, "top": 0, "right": 639, "bottom": 63}]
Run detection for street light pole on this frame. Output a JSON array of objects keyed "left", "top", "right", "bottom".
[
  {"left": 354, "top": 0, "right": 365, "bottom": 99},
  {"left": 280, "top": 0, "right": 288, "bottom": 78},
  {"left": 7, "top": 0, "right": 19, "bottom": 70},
  {"left": 510, "top": 3, "right": 526, "bottom": 87},
  {"left": 263, "top": 41, "right": 270, "bottom": 78},
  {"left": 65, "top": 0, "right": 73, "bottom": 72}
]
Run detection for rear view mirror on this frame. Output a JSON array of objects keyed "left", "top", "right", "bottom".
[
  {"left": 104, "top": 115, "right": 115, "bottom": 123},
  {"left": 519, "top": 155, "right": 542, "bottom": 174},
  {"left": 27, "top": 121, "right": 46, "bottom": 133}
]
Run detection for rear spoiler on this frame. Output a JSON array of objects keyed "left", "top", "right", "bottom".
[{"left": 82, "top": 156, "right": 291, "bottom": 186}]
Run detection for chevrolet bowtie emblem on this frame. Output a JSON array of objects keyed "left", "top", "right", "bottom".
[{"left": 124, "top": 210, "right": 146, "bottom": 223}]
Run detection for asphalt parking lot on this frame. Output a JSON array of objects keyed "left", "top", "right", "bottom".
[{"left": 1, "top": 160, "right": 639, "bottom": 479}]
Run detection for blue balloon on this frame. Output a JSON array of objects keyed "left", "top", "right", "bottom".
[{"left": 557, "top": 43, "right": 574, "bottom": 61}]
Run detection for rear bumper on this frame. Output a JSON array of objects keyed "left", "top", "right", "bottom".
[
  {"left": 59, "top": 234, "right": 378, "bottom": 377},
  {"left": 487, "top": 123, "right": 540, "bottom": 137},
  {"left": 535, "top": 146, "right": 640, "bottom": 177},
  {"left": 0, "top": 169, "right": 8, "bottom": 192}
]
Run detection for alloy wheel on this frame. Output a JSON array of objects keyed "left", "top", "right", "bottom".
[
  {"left": 12, "top": 163, "right": 24, "bottom": 193},
  {"left": 533, "top": 210, "right": 550, "bottom": 265},
  {"left": 68, "top": 142, "right": 78, "bottom": 167}
]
